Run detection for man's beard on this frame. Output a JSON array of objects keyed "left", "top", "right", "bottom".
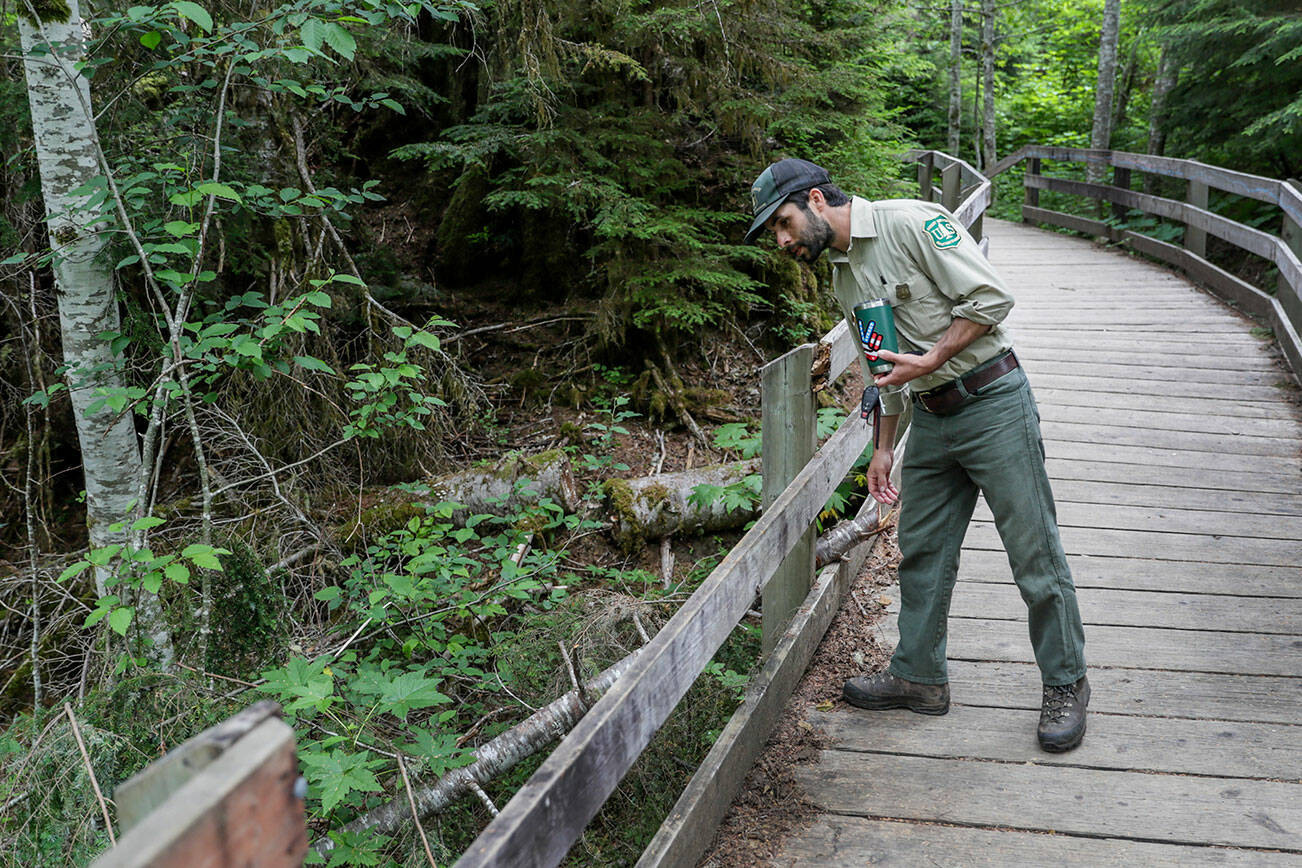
[{"left": 790, "top": 210, "right": 835, "bottom": 263}]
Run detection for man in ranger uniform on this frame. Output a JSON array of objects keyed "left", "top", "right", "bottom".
[{"left": 744, "top": 158, "right": 1090, "bottom": 752}]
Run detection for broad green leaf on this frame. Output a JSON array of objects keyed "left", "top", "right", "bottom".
[
  {"left": 130, "top": 516, "right": 166, "bottom": 531},
  {"left": 59, "top": 561, "right": 91, "bottom": 583},
  {"left": 142, "top": 572, "right": 163, "bottom": 594},
  {"left": 108, "top": 607, "right": 135, "bottom": 636},
  {"left": 171, "top": 1, "right": 212, "bottom": 32},
  {"left": 300, "top": 750, "right": 382, "bottom": 813},
  {"left": 303, "top": 291, "right": 332, "bottom": 308},
  {"left": 378, "top": 670, "right": 450, "bottom": 721},
  {"left": 294, "top": 355, "right": 336, "bottom": 374},
  {"left": 164, "top": 562, "right": 190, "bottom": 583},
  {"left": 301, "top": 18, "right": 325, "bottom": 52},
  {"left": 163, "top": 220, "right": 198, "bottom": 237},
  {"left": 139, "top": 30, "right": 161, "bottom": 49},
  {"left": 322, "top": 23, "right": 356, "bottom": 60},
  {"left": 195, "top": 182, "right": 242, "bottom": 203},
  {"left": 407, "top": 331, "right": 440, "bottom": 350}
]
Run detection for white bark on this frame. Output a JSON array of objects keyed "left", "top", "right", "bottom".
[
  {"left": 815, "top": 508, "right": 885, "bottom": 569},
  {"left": 1146, "top": 45, "right": 1177, "bottom": 158},
  {"left": 429, "top": 449, "right": 582, "bottom": 523},
  {"left": 947, "top": 0, "right": 963, "bottom": 155},
  {"left": 980, "top": 0, "right": 996, "bottom": 170},
  {"left": 19, "top": 1, "right": 172, "bottom": 666},
  {"left": 605, "top": 458, "right": 761, "bottom": 544},
  {"left": 1088, "top": 0, "right": 1122, "bottom": 186}
]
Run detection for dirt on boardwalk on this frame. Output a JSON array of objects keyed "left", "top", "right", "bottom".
[{"left": 699, "top": 528, "right": 902, "bottom": 868}]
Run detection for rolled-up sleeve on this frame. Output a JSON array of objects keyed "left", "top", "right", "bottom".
[{"left": 903, "top": 209, "right": 1014, "bottom": 327}]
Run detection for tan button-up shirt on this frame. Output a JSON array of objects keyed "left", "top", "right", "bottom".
[{"left": 829, "top": 196, "right": 1015, "bottom": 415}]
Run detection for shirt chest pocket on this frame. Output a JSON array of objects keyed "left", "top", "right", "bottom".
[
  {"left": 881, "top": 269, "right": 940, "bottom": 351},
  {"left": 883, "top": 268, "right": 936, "bottom": 306}
]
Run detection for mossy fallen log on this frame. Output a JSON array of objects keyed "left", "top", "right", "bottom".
[
  {"left": 428, "top": 448, "right": 582, "bottom": 525},
  {"left": 603, "top": 459, "right": 761, "bottom": 548}
]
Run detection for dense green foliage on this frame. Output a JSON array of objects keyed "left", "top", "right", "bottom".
[
  {"left": 1148, "top": 0, "right": 1302, "bottom": 178},
  {"left": 396, "top": 0, "right": 910, "bottom": 346}
]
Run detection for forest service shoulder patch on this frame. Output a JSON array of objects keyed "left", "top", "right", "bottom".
[{"left": 924, "top": 215, "right": 961, "bottom": 249}]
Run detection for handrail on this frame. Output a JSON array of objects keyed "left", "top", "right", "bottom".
[
  {"left": 986, "top": 145, "right": 1302, "bottom": 380},
  {"left": 901, "top": 149, "right": 994, "bottom": 251},
  {"left": 455, "top": 150, "right": 987, "bottom": 867}
]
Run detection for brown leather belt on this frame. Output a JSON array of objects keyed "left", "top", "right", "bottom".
[{"left": 915, "top": 351, "right": 1019, "bottom": 415}]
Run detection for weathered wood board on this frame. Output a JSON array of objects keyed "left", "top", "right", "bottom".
[
  {"left": 810, "top": 705, "right": 1302, "bottom": 781},
  {"left": 971, "top": 499, "right": 1302, "bottom": 540},
  {"left": 1042, "top": 456, "right": 1302, "bottom": 496},
  {"left": 773, "top": 816, "right": 1298, "bottom": 866},
  {"left": 794, "top": 752, "right": 1301, "bottom": 851},
  {"left": 1042, "top": 477, "right": 1302, "bottom": 516},
  {"left": 957, "top": 548, "right": 1302, "bottom": 598},
  {"left": 947, "top": 581, "right": 1302, "bottom": 635},
  {"left": 1032, "top": 388, "right": 1298, "bottom": 420},
  {"left": 964, "top": 522, "right": 1302, "bottom": 567},
  {"left": 1039, "top": 421, "right": 1302, "bottom": 463},
  {"left": 935, "top": 659, "right": 1302, "bottom": 725},
  {"left": 1035, "top": 403, "right": 1302, "bottom": 439},
  {"left": 917, "top": 615, "right": 1300, "bottom": 676}
]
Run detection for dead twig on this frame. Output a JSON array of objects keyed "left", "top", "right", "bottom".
[
  {"left": 65, "top": 703, "right": 115, "bottom": 846},
  {"left": 397, "top": 755, "right": 438, "bottom": 867}
]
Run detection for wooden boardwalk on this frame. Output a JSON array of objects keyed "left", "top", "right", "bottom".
[{"left": 772, "top": 218, "right": 1302, "bottom": 865}]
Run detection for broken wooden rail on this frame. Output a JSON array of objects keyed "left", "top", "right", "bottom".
[
  {"left": 985, "top": 145, "right": 1302, "bottom": 379},
  {"left": 89, "top": 700, "right": 307, "bottom": 867}
]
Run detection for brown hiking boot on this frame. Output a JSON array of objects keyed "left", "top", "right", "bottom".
[
  {"left": 842, "top": 671, "right": 950, "bottom": 715},
  {"left": 1038, "top": 675, "right": 1089, "bottom": 752}
]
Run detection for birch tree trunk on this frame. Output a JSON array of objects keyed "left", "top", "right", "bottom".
[
  {"left": 947, "top": 0, "right": 963, "bottom": 155},
  {"left": 1087, "top": 0, "right": 1122, "bottom": 187},
  {"left": 19, "top": 0, "right": 173, "bottom": 667},
  {"left": 979, "top": 0, "right": 996, "bottom": 171},
  {"left": 1111, "top": 32, "right": 1141, "bottom": 138},
  {"left": 1146, "top": 46, "right": 1177, "bottom": 158}
]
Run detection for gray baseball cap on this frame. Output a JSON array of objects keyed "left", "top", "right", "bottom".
[{"left": 744, "top": 158, "right": 832, "bottom": 243}]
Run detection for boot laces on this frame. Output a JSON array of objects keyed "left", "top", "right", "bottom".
[{"left": 1042, "top": 684, "right": 1076, "bottom": 722}]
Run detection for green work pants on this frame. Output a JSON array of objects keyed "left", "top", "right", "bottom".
[{"left": 888, "top": 365, "right": 1087, "bottom": 687}]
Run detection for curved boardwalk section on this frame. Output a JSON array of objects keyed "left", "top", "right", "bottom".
[{"left": 774, "top": 218, "right": 1302, "bottom": 865}]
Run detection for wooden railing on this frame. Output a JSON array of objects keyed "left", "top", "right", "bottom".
[
  {"left": 903, "top": 149, "right": 994, "bottom": 251},
  {"left": 986, "top": 145, "right": 1302, "bottom": 378},
  {"left": 86, "top": 152, "right": 994, "bottom": 868}
]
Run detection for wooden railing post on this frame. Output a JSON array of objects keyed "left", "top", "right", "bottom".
[
  {"left": 760, "top": 343, "right": 816, "bottom": 655},
  {"left": 92, "top": 701, "right": 306, "bottom": 868},
  {"left": 917, "top": 153, "right": 934, "bottom": 202},
  {"left": 941, "top": 162, "right": 962, "bottom": 213},
  {"left": 1111, "top": 166, "right": 1131, "bottom": 222},
  {"left": 1186, "top": 179, "right": 1209, "bottom": 257},
  {"left": 1023, "top": 157, "right": 1041, "bottom": 220}
]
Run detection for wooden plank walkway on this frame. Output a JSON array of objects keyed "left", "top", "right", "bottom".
[{"left": 772, "top": 219, "right": 1302, "bottom": 865}]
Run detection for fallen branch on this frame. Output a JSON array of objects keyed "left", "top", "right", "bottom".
[
  {"left": 313, "top": 645, "right": 646, "bottom": 855},
  {"left": 66, "top": 703, "right": 115, "bottom": 846},
  {"left": 814, "top": 505, "right": 897, "bottom": 569},
  {"left": 603, "top": 458, "right": 761, "bottom": 546}
]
